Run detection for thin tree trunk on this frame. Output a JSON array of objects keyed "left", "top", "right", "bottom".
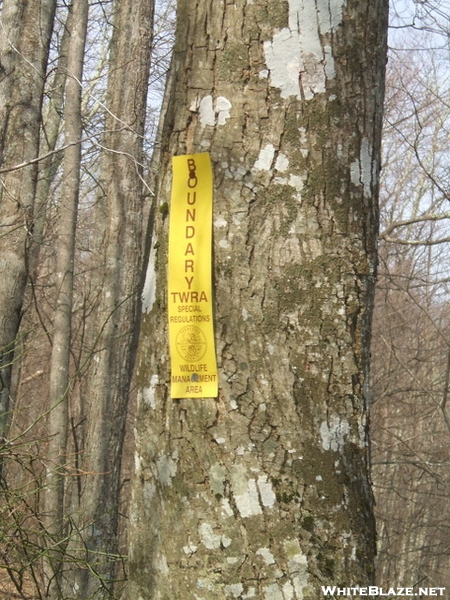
[
  {"left": 30, "top": 10, "right": 73, "bottom": 277},
  {"left": 43, "top": 2, "right": 89, "bottom": 597},
  {"left": 128, "top": 0, "right": 388, "bottom": 597}
]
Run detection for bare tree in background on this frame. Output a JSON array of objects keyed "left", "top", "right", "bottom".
[
  {"left": 372, "top": 1, "right": 450, "bottom": 587},
  {"left": 0, "top": 0, "right": 56, "bottom": 440},
  {"left": 68, "top": 0, "right": 155, "bottom": 596},
  {"left": 43, "top": 1, "right": 89, "bottom": 597},
  {"left": 0, "top": 0, "right": 158, "bottom": 596}
]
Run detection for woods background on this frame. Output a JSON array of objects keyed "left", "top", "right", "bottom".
[{"left": 0, "top": 0, "right": 449, "bottom": 598}]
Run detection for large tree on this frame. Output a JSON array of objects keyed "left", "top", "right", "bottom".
[{"left": 128, "top": 0, "right": 388, "bottom": 597}]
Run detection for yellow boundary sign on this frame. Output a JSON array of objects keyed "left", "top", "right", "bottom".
[{"left": 168, "top": 153, "right": 218, "bottom": 398}]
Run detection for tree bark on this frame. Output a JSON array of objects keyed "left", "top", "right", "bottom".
[
  {"left": 30, "top": 10, "right": 72, "bottom": 277},
  {"left": 43, "top": 2, "right": 89, "bottom": 597},
  {"left": 0, "top": 0, "right": 56, "bottom": 438},
  {"left": 70, "top": 0, "right": 154, "bottom": 596},
  {"left": 129, "top": 0, "right": 388, "bottom": 597}
]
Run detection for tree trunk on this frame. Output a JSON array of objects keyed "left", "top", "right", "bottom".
[
  {"left": 70, "top": 0, "right": 154, "bottom": 596},
  {"left": 128, "top": 0, "right": 388, "bottom": 597},
  {"left": 0, "top": 0, "right": 56, "bottom": 438},
  {"left": 44, "top": 1, "right": 89, "bottom": 597},
  {"left": 30, "top": 9, "right": 72, "bottom": 277}
]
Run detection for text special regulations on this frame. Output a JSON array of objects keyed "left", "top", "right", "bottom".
[{"left": 168, "top": 153, "right": 218, "bottom": 398}]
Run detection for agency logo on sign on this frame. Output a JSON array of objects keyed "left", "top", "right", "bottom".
[{"left": 175, "top": 326, "right": 207, "bottom": 362}]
